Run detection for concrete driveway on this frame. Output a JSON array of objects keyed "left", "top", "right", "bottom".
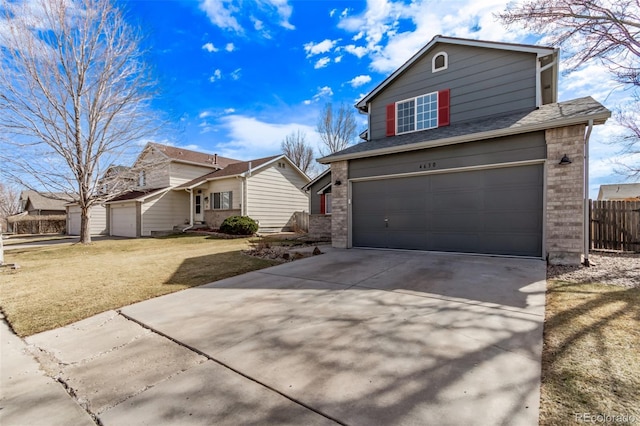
[{"left": 24, "top": 248, "right": 546, "bottom": 426}]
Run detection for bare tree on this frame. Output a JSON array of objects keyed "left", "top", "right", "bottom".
[
  {"left": 317, "top": 103, "right": 357, "bottom": 156},
  {"left": 281, "top": 130, "right": 315, "bottom": 175},
  {"left": 0, "top": 182, "right": 21, "bottom": 233},
  {"left": 0, "top": 0, "right": 159, "bottom": 243},
  {"left": 498, "top": 0, "right": 640, "bottom": 176}
]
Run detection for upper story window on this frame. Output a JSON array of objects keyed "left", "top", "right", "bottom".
[
  {"left": 138, "top": 170, "right": 146, "bottom": 187},
  {"left": 432, "top": 51, "right": 448, "bottom": 73},
  {"left": 386, "top": 89, "right": 450, "bottom": 137},
  {"left": 397, "top": 92, "right": 438, "bottom": 134}
]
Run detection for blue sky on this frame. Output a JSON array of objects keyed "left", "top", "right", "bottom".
[{"left": 122, "top": 0, "right": 638, "bottom": 196}]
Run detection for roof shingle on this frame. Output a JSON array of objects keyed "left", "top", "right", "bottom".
[{"left": 148, "top": 143, "right": 240, "bottom": 168}]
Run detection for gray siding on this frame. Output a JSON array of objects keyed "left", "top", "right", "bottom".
[
  {"left": 349, "top": 132, "right": 546, "bottom": 179},
  {"left": 369, "top": 44, "right": 538, "bottom": 140},
  {"left": 308, "top": 172, "right": 332, "bottom": 214}
]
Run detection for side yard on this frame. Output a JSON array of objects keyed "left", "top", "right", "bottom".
[
  {"left": 542, "top": 252, "right": 640, "bottom": 425},
  {"left": 0, "top": 235, "right": 278, "bottom": 336}
]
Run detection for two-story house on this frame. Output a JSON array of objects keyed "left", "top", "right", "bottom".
[
  {"left": 103, "top": 143, "right": 310, "bottom": 237},
  {"left": 316, "top": 35, "right": 611, "bottom": 265}
]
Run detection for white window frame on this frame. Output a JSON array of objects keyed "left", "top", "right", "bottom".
[
  {"left": 324, "top": 193, "right": 332, "bottom": 215},
  {"left": 138, "top": 170, "right": 146, "bottom": 187},
  {"left": 211, "top": 191, "right": 232, "bottom": 210},
  {"left": 432, "top": 51, "right": 448, "bottom": 73},
  {"left": 396, "top": 91, "right": 438, "bottom": 135}
]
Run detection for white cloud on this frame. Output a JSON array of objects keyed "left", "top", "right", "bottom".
[
  {"left": 304, "top": 86, "right": 334, "bottom": 104},
  {"left": 202, "top": 42, "right": 218, "bottom": 53},
  {"left": 225, "top": 43, "right": 235, "bottom": 52},
  {"left": 198, "top": 0, "right": 295, "bottom": 35},
  {"left": 224, "top": 108, "right": 236, "bottom": 114},
  {"left": 216, "top": 115, "right": 322, "bottom": 159},
  {"left": 344, "top": 45, "right": 369, "bottom": 59},
  {"left": 349, "top": 75, "right": 372, "bottom": 88},
  {"left": 199, "top": 111, "right": 213, "bottom": 118},
  {"left": 304, "top": 39, "right": 339, "bottom": 57},
  {"left": 329, "top": 8, "right": 337, "bottom": 18},
  {"left": 334, "top": 55, "right": 343, "bottom": 63},
  {"left": 230, "top": 68, "right": 242, "bottom": 80},
  {"left": 209, "top": 69, "right": 222, "bottom": 82},
  {"left": 314, "top": 57, "right": 331, "bottom": 69},
  {"left": 199, "top": 0, "right": 242, "bottom": 32}
]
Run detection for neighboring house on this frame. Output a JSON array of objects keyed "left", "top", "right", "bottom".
[
  {"left": 597, "top": 183, "right": 640, "bottom": 200},
  {"left": 176, "top": 155, "right": 310, "bottom": 232},
  {"left": 19, "top": 190, "right": 69, "bottom": 215},
  {"left": 302, "top": 168, "right": 332, "bottom": 239},
  {"left": 103, "top": 143, "right": 310, "bottom": 237},
  {"left": 318, "top": 35, "right": 611, "bottom": 265},
  {"left": 66, "top": 204, "right": 108, "bottom": 236}
]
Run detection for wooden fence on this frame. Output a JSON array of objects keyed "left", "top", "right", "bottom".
[
  {"left": 292, "top": 211, "right": 309, "bottom": 233},
  {"left": 590, "top": 200, "right": 640, "bottom": 252}
]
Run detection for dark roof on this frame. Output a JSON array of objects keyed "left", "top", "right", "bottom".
[
  {"left": 106, "top": 187, "right": 169, "bottom": 202},
  {"left": 20, "top": 191, "right": 72, "bottom": 211},
  {"left": 148, "top": 143, "right": 240, "bottom": 168},
  {"left": 176, "top": 155, "right": 281, "bottom": 189},
  {"left": 302, "top": 168, "right": 330, "bottom": 191},
  {"left": 321, "top": 96, "right": 610, "bottom": 163}
]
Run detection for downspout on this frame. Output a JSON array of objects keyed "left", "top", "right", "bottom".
[
  {"left": 183, "top": 188, "right": 194, "bottom": 232},
  {"left": 583, "top": 119, "right": 594, "bottom": 266}
]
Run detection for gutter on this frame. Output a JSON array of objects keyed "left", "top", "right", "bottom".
[
  {"left": 319, "top": 111, "right": 611, "bottom": 164},
  {"left": 583, "top": 119, "right": 594, "bottom": 266}
]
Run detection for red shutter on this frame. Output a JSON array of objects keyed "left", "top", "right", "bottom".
[
  {"left": 438, "top": 89, "right": 450, "bottom": 127},
  {"left": 320, "top": 194, "right": 326, "bottom": 215},
  {"left": 386, "top": 103, "right": 395, "bottom": 136}
]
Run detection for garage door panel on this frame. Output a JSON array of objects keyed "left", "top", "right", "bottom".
[
  {"left": 111, "top": 205, "right": 137, "bottom": 238},
  {"left": 352, "top": 164, "right": 543, "bottom": 257}
]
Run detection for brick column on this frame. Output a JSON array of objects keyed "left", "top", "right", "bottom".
[
  {"left": 331, "top": 160, "right": 348, "bottom": 248},
  {"left": 545, "top": 125, "right": 586, "bottom": 265}
]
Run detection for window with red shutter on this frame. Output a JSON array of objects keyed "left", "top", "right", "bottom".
[
  {"left": 438, "top": 89, "right": 450, "bottom": 127},
  {"left": 386, "top": 103, "right": 395, "bottom": 136},
  {"left": 320, "top": 194, "right": 326, "bottom": 215}
]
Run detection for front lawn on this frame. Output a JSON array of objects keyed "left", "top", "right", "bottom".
[
  {"left": 0, "top": 235, "right": 278, "bottom": 336},
  {"left": 540, "top": 281, "right": 640, "bottom": 425}
]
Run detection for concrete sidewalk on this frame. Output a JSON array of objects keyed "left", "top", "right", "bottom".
[{"left": 0, "top": 313, "right": 95, "bottom": 426}]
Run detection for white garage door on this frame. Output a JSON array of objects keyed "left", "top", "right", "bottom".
[
  {"left": 110, "top": 205, "right": 137, "bottom": 237},
  {"left": 68, "top": 212, "right": 81, "bottom": 235}
]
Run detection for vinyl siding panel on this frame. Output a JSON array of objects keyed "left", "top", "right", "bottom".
[
  {"left": 204, "top": 179, "right": 242, "bottom": 210},
  {"left": 138, "top": 150, "right": 171, "bottom": 189},
  {"left": 67, "top": 204, "right": 107, "bottom": 235},
  {"left": 169, "top": 163, "right": 217, "bottom": 187},
  {"left": 369, "top": 45, "right": 538, "bottom": 139},
  {"left": 141, "top": 190, "right": 190, "bottom": 236},
  {"left": 349, "top": 132, "right": 546, "bottom": 179},
  {"left": 246, "top": 165, "right": 309, "bottom": 231}
]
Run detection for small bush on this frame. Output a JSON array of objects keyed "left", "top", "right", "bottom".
[{"left": 220, "top": 216, "right": 258, "bottom": 235}]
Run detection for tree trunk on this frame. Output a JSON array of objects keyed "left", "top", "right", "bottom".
[{"left": 80, "top": 205, "right": 92, "bottom": 244}]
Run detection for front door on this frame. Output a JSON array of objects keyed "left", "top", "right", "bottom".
[{"left": 195, "top": 194, "right": 203, "bottom": 222}]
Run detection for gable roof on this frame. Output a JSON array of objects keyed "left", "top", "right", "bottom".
[
  {"left": 320, "top": 96, "right": 610, "bottom": 163},
  {"left": 105, "top": 187, "right": 170, "bottom": 203},
  {"left": 597, "top": 183, "right": 640, "bottom": 200},
  {"left": 20, "top": 191, "right": 72, "bottom": 212},
  {"left": 356, "top": 35, "right": 558, "bottom": 111},
  {"left": 146, "top": 143, "right": 240, "bottom": 169},
  {"left": 176, "top": 155, "right": 283, "bottom": 189},
  {"left": 302, "top": 168, "right": 331, "bottom": 191}
]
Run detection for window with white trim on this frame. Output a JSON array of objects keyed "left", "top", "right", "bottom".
[
  {"left": 396, "top": 92, "right": 438, "bottom": 134},
  {"left": 432, "top": 51, "right": 448, "bottom": 72},
  {"left": 138, "top": 170, "right": 146, "bottom": 187},
  {"left": 211, "top": 191, "right": 233, "bottom": 210},
  {"left": 324, "top": 193, "right": 332, "bottom": 214}
]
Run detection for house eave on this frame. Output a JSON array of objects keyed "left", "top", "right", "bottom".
[
  {"left": 355, "top": 35, "right": 558, "bottom": 110},
  {"left": 319, "top": 111, "right": 610, "bottom": 164}
]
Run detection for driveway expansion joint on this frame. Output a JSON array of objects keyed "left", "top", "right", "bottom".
[{"left": 117, "top": 310, "right": 346, "bottom": 426}]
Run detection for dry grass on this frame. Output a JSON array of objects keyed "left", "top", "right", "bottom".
[
  {"left": 540, "top": 281, "right": 640, "bottom": 425},
  {"left": 0, "top": 235, "right": 277, "bottom": 337}
]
